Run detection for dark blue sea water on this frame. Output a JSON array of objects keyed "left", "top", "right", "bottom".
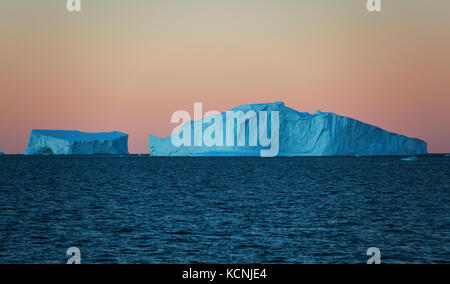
[{"left": 0, "top": 155, "right": 449, "bottom": 264}]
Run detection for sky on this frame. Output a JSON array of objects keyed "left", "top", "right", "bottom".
[{"left": 0, "top": 0, "right": 449, "bottom": 154}]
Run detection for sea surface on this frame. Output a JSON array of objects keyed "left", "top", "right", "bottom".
[{"left": 0, "top": 155, "right": 449, "bottom": 264}]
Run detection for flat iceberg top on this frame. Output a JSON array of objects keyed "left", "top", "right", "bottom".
[{"left": 30, "top": 130, "right": 128, "bottom": 142}]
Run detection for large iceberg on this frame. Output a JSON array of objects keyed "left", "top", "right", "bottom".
[
  {"left": 149, "top": 102, "right": 427, "bottom": 157},
  {"left": 25, "top": 130, "right": 129, "bottom": 155}
]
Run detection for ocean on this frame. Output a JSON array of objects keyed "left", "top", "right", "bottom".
[{"left": 0, "top": 155, "right": 449, "bottom": 264}]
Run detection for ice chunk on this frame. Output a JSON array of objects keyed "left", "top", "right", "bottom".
[
  {"left": 25, "top": 130, "right": 129, "bottom": 155},
  {"left": 401, "top": 156, "right": 419, "bottom": 162}
]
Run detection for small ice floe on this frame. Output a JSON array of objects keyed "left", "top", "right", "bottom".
[{"left": 401, "top": 156, "right": 419, "bottom": 162}]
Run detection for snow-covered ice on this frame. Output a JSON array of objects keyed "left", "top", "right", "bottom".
[
  {"left": 25, "top": 130, "right": 129, "bottom": 155},
  {"left": 149, "top": 102, "right": 428, "bottom": 157}
]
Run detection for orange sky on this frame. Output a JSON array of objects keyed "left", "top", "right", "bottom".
[{"left": 1, "top": 0, "right": 449, "bottom": 154}]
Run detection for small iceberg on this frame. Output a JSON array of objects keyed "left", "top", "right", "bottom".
[
  {"left": 445, "top": 154, "right": 450, "bottom": 157},
  {"left": 401, "top": 156, "right": 419, "bottom": 162},
  {"left": 25, "top": 130, "right": 129, "bottom": 155}
]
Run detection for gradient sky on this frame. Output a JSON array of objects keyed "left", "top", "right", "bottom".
[{"left": 1, "top": 0, "right": 449, "bottom": 154}]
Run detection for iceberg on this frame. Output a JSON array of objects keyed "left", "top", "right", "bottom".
[
  {"left": 0, "top": 152, "right": 5, "bottom": 155},
  {"left": 149, "top": 102, "right": 427, "bottom": 157},
  {"left": 25, "top": 130, "right": 129, "bottom": 155}
]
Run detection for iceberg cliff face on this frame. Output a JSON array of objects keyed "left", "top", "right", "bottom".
[
  {"left": 25, "top": 130, "right": 129, "bottom": 155},
  {"left": 149, "top": 102, "right": 427, "bottom": 156}
]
